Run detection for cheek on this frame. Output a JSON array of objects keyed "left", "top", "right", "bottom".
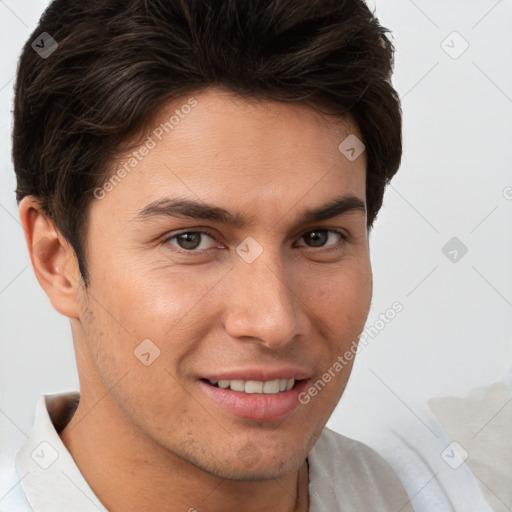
[
  {"left": 299, "top": 262, "right": 371, "bottom": 415},
  {"left": 79, "top": 263, "right": 224, "bottom": 394},
  {"left": 78, "top": 289, "right": 192, "bottom": 426},
  {"left": 306, "top": 257, "right": 372, "bottom": 340},
  {"left": 85, "top": 258, "right": 186, "bottom": 343},
  {"left": 110, "top": 268, "right": 224, "bottom": 363}
]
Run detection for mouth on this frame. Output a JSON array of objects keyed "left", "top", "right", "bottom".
[
  {"left": 201, "top": 378, "right": 297, "bottom": 394},
  {"left": 198, "top": 376, "right": 310, "bottom": 421}
]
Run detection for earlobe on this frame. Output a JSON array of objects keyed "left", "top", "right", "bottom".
[{"left": 19, "top": 196, "right": 81, "bottom": 319}]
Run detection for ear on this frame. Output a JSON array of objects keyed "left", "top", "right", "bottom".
[{"left": 19, "top": 196, "right": 82, "bottom": 319}]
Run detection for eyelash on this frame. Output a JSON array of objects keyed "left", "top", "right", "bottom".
[{"left": 162, "top": 229, "right": 348, "bottom": 256}]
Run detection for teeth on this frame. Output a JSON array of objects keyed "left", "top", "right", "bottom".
[
  {"left": 263, "top": 380, "right": 280, "bottom": 394},
  {"left": 245, "top": 381, "right": 263, "bottom": 393},
  {"left": 230, "top": 380, "right": 245, "bottom": 392},
  {"left": 210, "top": 378, "right": 295, "bottom": 393}
]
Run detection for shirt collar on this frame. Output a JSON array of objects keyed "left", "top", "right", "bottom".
[{"left": 16, "top": 393, "right": 108, "bottom": 512}]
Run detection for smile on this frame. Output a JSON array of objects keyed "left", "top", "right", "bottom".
[{"left": 199, "top": 377, "right": 309, "bottom": 420}]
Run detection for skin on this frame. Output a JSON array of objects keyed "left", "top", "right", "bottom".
[{"left": 20, "top": 87, "right": 372, "bottom": 512}]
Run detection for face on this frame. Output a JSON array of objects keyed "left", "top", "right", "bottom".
[{"left": 77, "top": 87, "right": 372, "bottom": 480}]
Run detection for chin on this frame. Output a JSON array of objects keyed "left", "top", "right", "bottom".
[
  {"left": 207, "top": 458, "right": 299, "bottom": 482},
  {"left": 181, "top": 445, "right": 305, "bottom": 482}
]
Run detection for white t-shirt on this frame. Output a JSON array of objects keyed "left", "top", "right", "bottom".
[{"left": 0, "top": 393, "right": 412, "bottom": 511}]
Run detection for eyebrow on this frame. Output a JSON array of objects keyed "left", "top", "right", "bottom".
[{"left": 133, "top": 194, "right": 366, "bottom": 229}]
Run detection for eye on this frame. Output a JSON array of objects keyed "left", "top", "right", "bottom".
[
  {"left": 296, "top": 229, "right": 347, "bottom": 249},
  {"left": 164, "top": 230, "right": 219, "bottom": 252},
  {"left": 162, "top": 228, "right": 347, "bottom": 256}
]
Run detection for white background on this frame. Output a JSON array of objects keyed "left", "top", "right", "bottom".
[{"left": 1, "top": 0, "right": 511, "bottom": 458}]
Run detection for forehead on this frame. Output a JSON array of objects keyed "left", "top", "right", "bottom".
[
  {"left": 146, "top": 87, "right": 362, "bottom": 165},
  {"left": 96, "top": 87, "right": 367, "bottom": 226}
]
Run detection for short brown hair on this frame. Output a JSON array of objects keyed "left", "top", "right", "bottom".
[{"left": 13, "top": 0, "right": 402, "bottom": 285}]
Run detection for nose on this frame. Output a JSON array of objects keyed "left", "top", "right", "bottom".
[{"left": 222, "top": 251, "right": 307, "bottom": 349}]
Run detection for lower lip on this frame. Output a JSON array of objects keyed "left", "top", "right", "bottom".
[{"left": 198, "top": 379, "right": 310, "bottom": 421}]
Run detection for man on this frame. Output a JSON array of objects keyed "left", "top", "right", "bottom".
[{"left": 3, "top": 0, "right": 413, "bottom": 510}]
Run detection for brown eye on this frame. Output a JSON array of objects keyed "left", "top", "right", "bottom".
[
  {"left": 303, "top": 230, "right": 329, "bottom": 247},
  {"left": 164, "top": 231, "right": 218, "bottom": 252},
  {"left": 298, "top": 229, "right": 345, "bottom": 248},
  {"left": 176, "top": 232, "right": 202, "bottom": 250}
]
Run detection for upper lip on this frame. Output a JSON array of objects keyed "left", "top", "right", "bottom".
[{"left": 200, "top": 367, "right": 311, "bottom": 382}]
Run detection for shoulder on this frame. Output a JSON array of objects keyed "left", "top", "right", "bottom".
[
  {"left": 312, "top": 425, "right": 401, "bottom": 475},
  {"left": 308, "top": 426, "right": 413, "bottom": 512}
]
